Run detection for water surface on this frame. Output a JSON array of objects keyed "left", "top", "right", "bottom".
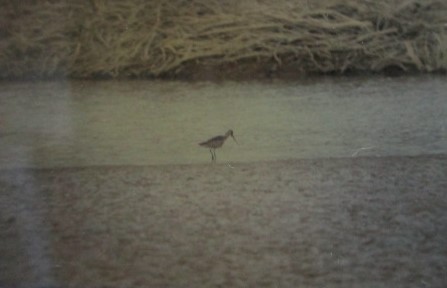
[{"left": 0, "top": 76, "right": 446, "bottom": 168}]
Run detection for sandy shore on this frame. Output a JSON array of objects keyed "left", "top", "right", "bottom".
[{"left": 1, "top": 155, "right": 447, "bottom": 288}]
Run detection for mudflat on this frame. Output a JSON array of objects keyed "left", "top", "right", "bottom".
[{"left": 1, "top": 155, "right": 447, "bottom": 287}]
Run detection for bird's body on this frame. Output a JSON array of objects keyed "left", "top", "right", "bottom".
[{"left": 199, "top": 130, "right": 237, "bottom": 161}]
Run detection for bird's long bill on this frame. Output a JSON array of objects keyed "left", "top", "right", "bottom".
[{"left": 231, "top": 135, "right": 238, "bottom": 144}]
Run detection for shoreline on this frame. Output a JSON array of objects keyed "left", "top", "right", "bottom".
[{"left": 0, "top": 153, "right": 446, "bottom": 171}]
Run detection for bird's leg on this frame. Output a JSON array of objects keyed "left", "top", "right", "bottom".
[
  {"left": 209, "top": 148, "right": 214, "bottom": 161},
  {"left": 214, "top": 149, "right": 217, "bottom": 161}
]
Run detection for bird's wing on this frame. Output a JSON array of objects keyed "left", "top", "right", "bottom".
[{"left": 199, "top": 135, "right": 224, "bottom": 146}]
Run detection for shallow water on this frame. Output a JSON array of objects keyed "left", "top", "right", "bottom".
[{"left": 0, "top": 76, "right": 446, "bottom": 168}]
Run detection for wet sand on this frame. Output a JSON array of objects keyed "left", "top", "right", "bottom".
[{"left": 1, "top": 155, "right": 447, "bottom": 287}]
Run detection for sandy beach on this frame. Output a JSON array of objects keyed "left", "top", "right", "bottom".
[{"left": 1, "top": 155, "right": 446, "bottom": 287}]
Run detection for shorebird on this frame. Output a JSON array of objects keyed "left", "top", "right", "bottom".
[{"left": 199, "top": 129, "right": 238, "bottom": 162}]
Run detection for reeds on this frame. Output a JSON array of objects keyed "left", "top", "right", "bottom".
[{"left": 0, "top": 0, "right": 446, "bottom": 79}]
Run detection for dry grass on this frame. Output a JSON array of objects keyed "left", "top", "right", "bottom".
[{"left": 0, "top": 0, "right": 446, "bottom": 79}]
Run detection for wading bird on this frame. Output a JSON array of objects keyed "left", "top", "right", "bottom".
[{"left": 199, "top": 129, "right": 237, "bottom": 162}]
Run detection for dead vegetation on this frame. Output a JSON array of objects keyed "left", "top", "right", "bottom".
[{"left": 0, "top": 0, "right": 446, "bottom": 79}]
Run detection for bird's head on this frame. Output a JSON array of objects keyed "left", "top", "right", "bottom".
[{"left": 226, "top": 129, "right": 238, "bottom": 144}]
